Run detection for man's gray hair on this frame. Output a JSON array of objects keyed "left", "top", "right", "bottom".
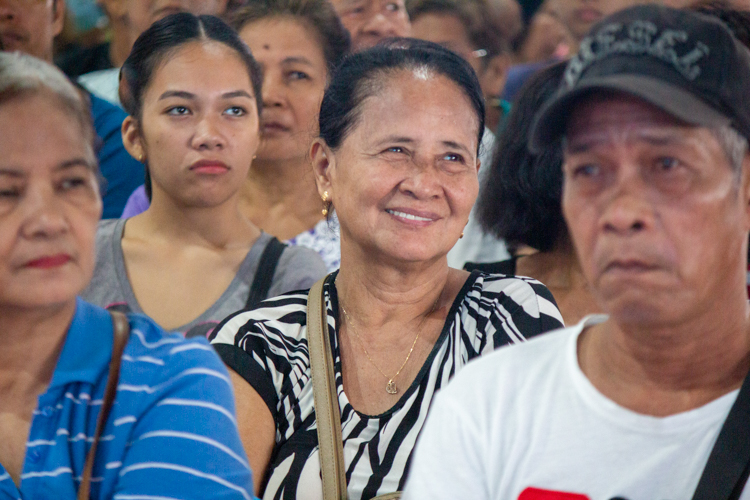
[
  {"left": 0, "top": 51, "right": 95, "bottom": 150},
  {"left": 712, "top": 125, "right": 749, "bottom": 179}
]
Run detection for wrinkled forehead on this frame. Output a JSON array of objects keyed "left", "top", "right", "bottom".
[{"left": 563, "top": 91, "right": 701, "bottom": 150}]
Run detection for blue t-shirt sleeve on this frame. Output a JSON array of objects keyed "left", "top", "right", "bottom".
[
  {"left": 89, "top": 93, "right": 145, "bottom": 219},
  {"left": 115, "top": 317, "right": 254, "bottom": 499}
]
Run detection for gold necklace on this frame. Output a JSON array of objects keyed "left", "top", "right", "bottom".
[{"left": 338, "top": 293, "right": 439, "bottom": 395}]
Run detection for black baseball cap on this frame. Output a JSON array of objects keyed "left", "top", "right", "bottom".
[{"left": 529, "top": 4, "right": 750, "bottom": 153}]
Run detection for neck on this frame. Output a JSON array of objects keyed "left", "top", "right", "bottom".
[
  {"left": 108, "top": 22, "right": 131, "bottom": 68},
  {"left": 518, "top": 238, "right": 585, "bottom": 290},
  {"left": 335, "top": 243, "right": 451, "bottom": 331},
  {"left": 241, "top": 157, "right": 323, "bottom": 234},
  {"left": 245, "top": 157, "right": 320, "bottom": 205},
  {"left": 580, "top": 286, "right": 750, "bottom": 415},
  {"left": 140, "top": 189, "right": 259, "bottom": 248},
  {"left": 0, "top": 301, "right": 75, "bottom": 397}
]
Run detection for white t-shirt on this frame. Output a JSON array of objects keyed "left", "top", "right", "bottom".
[{"left": 403, "top": 315, "right": 748, "bottom": 500}]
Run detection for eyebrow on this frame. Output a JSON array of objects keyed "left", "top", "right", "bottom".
[
  {"left": 158, "top": 90, "right": 253, "bottom": 101},
  {"left": 565, "top": 130, "right": 689, "bottom": 154},
  {"left": 281, "top": 56, "right": 315, "bottom": 67},
  {"left": 375, "top": 136, "right": 474, "bottom": 154},
  {"left": 0, "top": 158, "right": 94, "bottom": 177}
]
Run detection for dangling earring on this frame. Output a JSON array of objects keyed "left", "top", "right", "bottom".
[{"left": 321, "top": 191, "right": 330, "bottom": 217}]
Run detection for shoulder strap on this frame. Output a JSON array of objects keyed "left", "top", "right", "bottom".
[
  {"left": 246, "top": 237, "right": 287, "bottom": 310},
  {"left": 692, "top": 369, "right": 750, "bottom": 500},
  {"left": 78, "top": 311, "right": 130, "bottom": 500},
  {"left": 307, "top": 275, "right": 348, "bottom": 500}
]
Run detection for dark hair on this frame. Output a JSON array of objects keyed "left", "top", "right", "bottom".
[
  {"left": 478, "top": 61, "right": 567, "bottom": 253},
  {"left": 690, "top": 0, "right": 750, "bottom": 49},
  {"left": 120, "top": 13, "right": 263, "bottom": 199},
  {"left": 319, "top": 38, "right": 485, "bottom": 153},
  {"left": 230, "top": 0, "right": 351, "bottom": 74},
  {"left": 407, "top": 0, "right": 512, "bottom": 59}
]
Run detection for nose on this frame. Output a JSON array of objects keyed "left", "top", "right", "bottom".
[
  {"left": 261, "top": 72, "right": 284, "bottom": 109},
  {"left": 192, "top": 114, "right": 226, "bottom": 151},
  {"left": 600, "top": 169, "right": 654, "bottom": 236},
  {"left": 398, "top": 158, "right": 443, "bottom": 200},
  {"left": 361, "top": 11, "right": 399, "bottom": 39},
  {"left": 20, "top": 184, "right": 70, "bottom": 240},
  {"left": 0, "top": 1, "right": 16, "bottom": 20}
]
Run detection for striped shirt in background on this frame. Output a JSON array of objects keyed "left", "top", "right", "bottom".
[{"left": 0, "top": 298, "right": 254, "bottom": 499}]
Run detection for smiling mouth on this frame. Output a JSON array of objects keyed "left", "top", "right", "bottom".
[{"left": 386, "top": 209, "right": 435, "bottom": 222}]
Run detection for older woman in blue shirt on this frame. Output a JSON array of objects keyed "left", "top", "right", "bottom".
[{"left": 0, "top": 51, "right": 253, "bottom": 499}]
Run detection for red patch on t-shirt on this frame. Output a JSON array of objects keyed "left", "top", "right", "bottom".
[{"left": 519, "top": 487, "right": 591, "bottom": 500}]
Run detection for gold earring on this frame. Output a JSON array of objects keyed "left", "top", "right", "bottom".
[
  {"left": 321, "top": 191, "right": 330, "bottom": 217},
  {"left": 252, "top": 155, "right": 257, "bottom": 160},
  {"left": 460, "top": 231, "right": 464, "bottom": 239},
  {"left": 138, "top": 153, "right": 144, "bottom": 163}
]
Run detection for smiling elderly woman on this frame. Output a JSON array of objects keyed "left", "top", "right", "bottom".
[
  {"left": 0, "top": 52, "right": 253, "bottom": 499},
  {"left": 210, "top": 40, "right": 564, "bottom": 500}
]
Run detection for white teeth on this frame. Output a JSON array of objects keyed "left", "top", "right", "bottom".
[{"left": 387, "top": 209, "right": 432, "bottom": 222}]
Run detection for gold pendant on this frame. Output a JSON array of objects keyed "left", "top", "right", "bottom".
[{"left": 386, "top": 380, "right": 398, "bottom": 394}]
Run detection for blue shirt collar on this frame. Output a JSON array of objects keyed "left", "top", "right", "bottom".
[{"left": 49, "top": 297, "right": 114, "bottom": 388}]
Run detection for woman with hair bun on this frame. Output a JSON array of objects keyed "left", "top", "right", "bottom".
[
  {"left": 82, "top": 13, "right": 326, "bottom": 338},
  {"left": 212, "top": 41, "right": 563, "bottom": 499}
]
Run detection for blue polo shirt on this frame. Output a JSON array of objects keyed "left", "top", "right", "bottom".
[{"left": 0, "top": 298, "right": 254, "bottom": 499}]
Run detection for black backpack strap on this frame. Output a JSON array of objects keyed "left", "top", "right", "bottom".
[
  {"left": 245, "top": 237, "right": 287, "bottom": 310},
  {"left": 692, "top": 369, "right": 750, "bottom": 500}
]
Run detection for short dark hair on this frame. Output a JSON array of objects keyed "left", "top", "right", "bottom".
[
  {"left": 478, "top": 61, "right": 567, "bottom": 253},
  {"left": 407, "top": 0, "right": 511, "bottom": 59},
  {"left": 689, "top": 0, "right": 750, "bottom": 49},
  {"left": 120, "top": 13, "right": 263, "bottom": 199},
  {"left": 319, "top": 38, "right": 485, "bottom": 153},
  {"left": 230, "top": 0, "right": 351, "bottom": 74}
]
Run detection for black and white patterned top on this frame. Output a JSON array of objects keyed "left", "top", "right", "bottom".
[{"left": 211, "top": 271, "right": 564, "bottom": 500}]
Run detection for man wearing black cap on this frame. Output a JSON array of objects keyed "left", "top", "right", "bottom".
[{"left": 403, "top": 4, "right": 750, "bottom": 499}]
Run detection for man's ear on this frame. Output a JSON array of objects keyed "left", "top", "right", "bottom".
[
  {"left": 52, "top": 0, "right": 66, "bottom": 38},
  {"left": 310, "top": 138, "right": 334, "bottom": 200},
  {"left": 121, "top": 115, "right": 144, "bottom": 162}
]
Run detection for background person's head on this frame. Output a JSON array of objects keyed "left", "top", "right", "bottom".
[
  {"left": 98, "top": 0, "right": 230, "bottom": 67},
  {"left": 407, "top": 0, "right": 514, "bottom": 132},
  {"left": 330, "top": 0, "right": 410, "bottom": 52},
  {"left": 531, "top": 5, "right": 750, "bottom": 325},
  {"left": 120, "top": 13, "right": 262, "bottom": 205},
  {"left": 311, "top": 41, "right": 484, "bottom": 263},
  {"left": 478, "top": 61, "right": 567, "bottom": 255},
  {"left": 0, "top": 51, "right": 101, "bottom": 309},
  {"left": 545, "top": 0, "right": 650, "bottom": 46},
  {"left": 231, "top": 0, "right": 350, "bottom": 164},
  {"left": 0, "top": 0, "right": 65, "bottom": 62}
]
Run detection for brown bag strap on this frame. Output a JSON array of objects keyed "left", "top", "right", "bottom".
[
  {"left": 77, "top": 311, "right": 130, "bottom": 500},
  {"left": 307, "top": 275, "right": 348, "bottom": 500}
]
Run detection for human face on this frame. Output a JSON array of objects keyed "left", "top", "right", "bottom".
[
  {"left": 410, "top": 12, "right": 484, "bottom": 75},
  {"left": 240, "top": 17, "right": 328, "bottom": 163},
  {"left": 331, "top": 0, "right": 410, "bottom": 52},
  {"left": 125, "top": 0, "right": 228, "bottom": 41},
  {"left": 0, "top": 92, "right": 101, "bottom": 310},
  {"left": 562, "top": 93, "right": 750, "bottom": 327},
  {"left": 318, "top": 71, "right": 480, "bottom": 264},
  {"left": 548, "top": 0, "right": 644, "bottom": 42},
  {"left": 122, "top": 41, "right": 260, "bottom": 208},
  {"left": 0, "top": 0, "right": 64, "bottom": 62}
]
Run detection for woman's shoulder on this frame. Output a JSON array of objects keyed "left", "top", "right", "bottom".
[
  {"left": 461, "top": 271, "right": 563, "bottom": 324},
  {"left": 210, "top": 289, "right": 312, "bottom": 348},
  {"left": 124, "top": 313, "right": 228, "bottom": 376},
  {"left": 271, "top": 244, "right": 328, "bottom": 294}
]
